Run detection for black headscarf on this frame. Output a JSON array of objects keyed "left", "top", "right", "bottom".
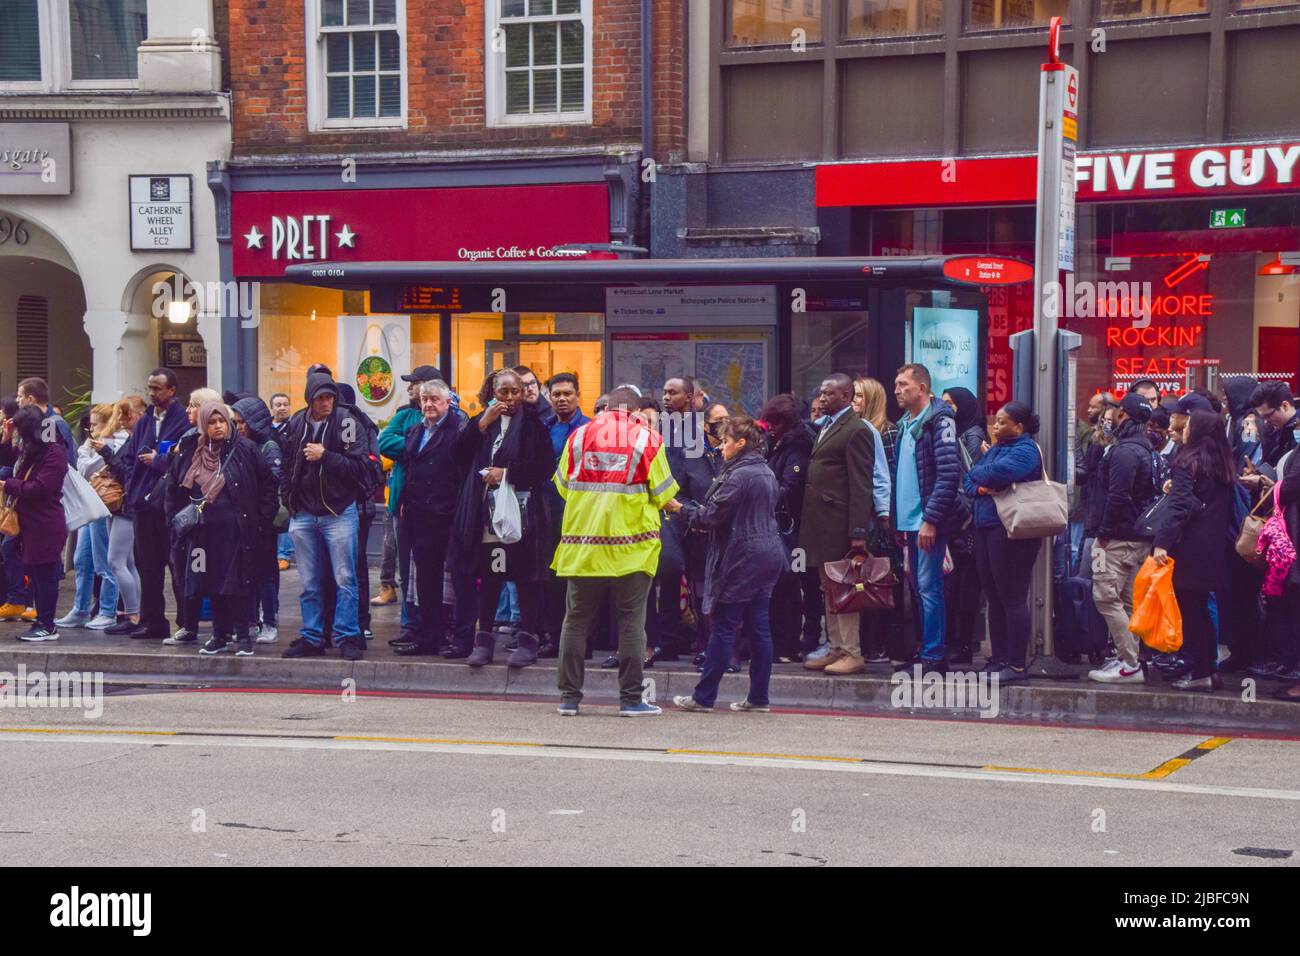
[{"left": 945, "top": 387, "right": 982, "bottom": 437}]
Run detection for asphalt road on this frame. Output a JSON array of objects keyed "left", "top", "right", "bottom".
[{"left": 0, "top": 688, "right": 1296, "bottom": 866}]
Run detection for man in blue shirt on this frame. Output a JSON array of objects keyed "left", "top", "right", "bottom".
[
  {"left": 893, "top": 363, "right": 967, "bottom": 672},
  {"left": 539, "top": 373, "right": 590, "bottom": 656}
]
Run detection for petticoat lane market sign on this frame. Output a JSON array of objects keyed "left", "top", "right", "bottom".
[{"left": 0, "top": 123, "right": 71, "bottom": 196}]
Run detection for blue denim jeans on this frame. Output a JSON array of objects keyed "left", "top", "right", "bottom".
[
  {"left": 692, "top": 590, "right": 775, "bottom": 708},
  {"left": 906, "top": 532, "right": 949, "bottom": 661},
  {"left": 290, "top": 504, "right": 360, "bottom": 645},
  {"left": 72, "top": 518, "right": 118, "bottom": 617},
  {"left": 1068, "top": 520, "right": 1086, "bottom": 576},
  {"left": 277, "top": 531, "right": 294, "bottom": 562}
]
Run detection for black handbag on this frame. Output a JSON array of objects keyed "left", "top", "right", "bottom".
[
  {"left": 1138, "top": 490, "right": 1202, "bottom": 540},
  {"left": 171, "top": 499, "right": 206, "bottom": 538}
]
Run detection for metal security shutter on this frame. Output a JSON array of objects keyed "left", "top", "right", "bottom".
[{"left": 15, "top": 296, "right": 49, "bottom": 382}]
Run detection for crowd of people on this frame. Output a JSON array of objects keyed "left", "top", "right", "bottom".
[{"left": 2, "top": 360, "right": 1299, "bottom": 713}]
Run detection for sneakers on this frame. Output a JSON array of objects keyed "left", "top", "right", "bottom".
[
  {"left": 370, "top": 585, "right": 398, "bottom": 606},
  {"left": 338, "top": 636, "right": 364, "bottom": 661},
  {"left": 20, "top": 608, "right": 35, "bottom": 622},
  {"left": 163, "top": 628, "right": 198, "bottom": 646},
  {"left": 556, "top": 701, "right": 580, "bottom": 716},
  {"left": 277, "top": 559, "right": 290, "bottom": 571},
  {"left": 254, "top": 624, "right": 279, "bottom": 644},
  {"left": 103, "top": 619, "right": 139, "bottom": 635},
  {"left": 600, "top": 654, "right": 619, "bottom": 669},
  {"left": 199, "top": 635, "right": 230, "bottom": 655},
  {"left": 54, "top": 610, "right": 90, "bottom": 628},
  {"left": 729, "top": 700, "right": 771, "bottom": 713},
  {"left": 0, "top": 603, "right": 26, "bottom": 621},
  {"left": 17, "top": 625, "right": 57, "bottom": 642},
  {"left": 618, "top": 701, "right": 663, "bottom": 717},
  {"left": 282, "top": 637, "right": 325, "bottom": 658},
  {"left": 235, "top": 636, "right": 254, "bottom": 657},
  {"left": 85, "top": 614, "right": 117, "bottom": 630},
  {"left": 672, "top": 695, "right": 712, "bottom": 712},
  {"left": 1088, "top": 658, "right": 1145, "bottom": 684}
]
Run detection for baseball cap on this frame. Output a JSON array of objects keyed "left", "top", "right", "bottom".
[
  {"left": 1176, "top": 393, "right": 1215, "bottom": 416},
  {"left": 402, "top": 365, "right": 444, "bottom": 383},
  {"left": 1120, "top": 392, "right": 1154, "bottom": 423}
]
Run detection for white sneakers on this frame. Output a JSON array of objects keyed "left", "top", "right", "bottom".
[
  {"left": 85, "top": 615, "right": 117, "bottom": 630},
  {"left": 254, "top": 625, "right": 279, "bottom": 644},
  {"left": 1088, "top": 659, "right": 1145, "bottom": 684},
  {"left": 54, "top": 611, "right": 90, "bottom": 628}
]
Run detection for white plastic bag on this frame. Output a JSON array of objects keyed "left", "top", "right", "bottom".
[
  {"left": 490, "top": 473, "right": 523, "bottom": 544},
  {"left": 63, "top": 464, "right": 110, "bottom": 533}
]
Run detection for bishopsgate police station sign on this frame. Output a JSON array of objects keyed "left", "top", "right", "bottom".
[{"left": 0, "top": 123, "right": 72, "bottom": 196}]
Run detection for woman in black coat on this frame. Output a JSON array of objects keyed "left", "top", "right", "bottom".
[
  {"left": 761, "top": 393, "right": 813, "bottom": 662},
  {"left": 1152, "top": 409, "right": 1235, "bottom": 691},
  {"left": 452, "top": 369, "right": 555, "bottom": 669},
  {"left": 165, "top": 402, "right": 277, "bottom": 657},
  {"left": 674, "top": 416, "right": 787, "bottom": 713},
  {"left": 4, "top": 407, "right": 67, "bottom": 640}
]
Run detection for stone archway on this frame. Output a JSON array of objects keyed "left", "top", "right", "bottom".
[{"left": 0, "top": 208, "right": 92, "bottom": 406}]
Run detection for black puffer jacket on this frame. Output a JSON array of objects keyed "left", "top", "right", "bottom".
[{"left": 1094, "top": 419, "right": 1156, "bottom": 541}]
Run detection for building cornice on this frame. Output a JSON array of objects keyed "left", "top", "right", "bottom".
[{"left": 0, "top": 92, "right": 230, "bottom": 122}]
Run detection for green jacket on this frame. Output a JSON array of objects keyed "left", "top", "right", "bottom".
[{"left": 378, "top": 404, "right": 423, "bottom": 514}]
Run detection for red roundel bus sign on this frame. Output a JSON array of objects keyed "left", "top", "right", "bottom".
[{"left": 942, "top": 257, "right": 1035, "bottom": 286}]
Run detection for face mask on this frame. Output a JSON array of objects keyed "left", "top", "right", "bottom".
[
  {"left": 1088, "top": 411, "right": 1100, "bottom": 425},
  {"left": 1101, "top": 420, "right": 1114, "bottom": 437},
  {"left": 1242, "top": 419, "right": 1259, "bottom": 443}
]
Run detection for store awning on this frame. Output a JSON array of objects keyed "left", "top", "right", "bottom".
[{"left": 282, "top": 254, "right": 1034, "bottom": 291}]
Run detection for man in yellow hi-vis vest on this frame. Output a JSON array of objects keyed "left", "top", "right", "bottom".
[{"left": 552, "top": 386, "right": 681, "bottom": 716}]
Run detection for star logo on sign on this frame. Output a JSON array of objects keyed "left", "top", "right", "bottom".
[
  {"left": 336, "top": 224, "right": 356, "bottom": 248},
  {"left": 244, "top": 226, "right": 265, "bottom": 249}
]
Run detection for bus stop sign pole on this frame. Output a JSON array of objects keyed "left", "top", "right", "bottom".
[{"left": 1027, "top": 18, "right": 1078, "bottom": 677}]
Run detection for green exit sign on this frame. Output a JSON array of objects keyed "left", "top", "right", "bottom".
[{"left": 1210, "top": 208, "right": 1246, "bottom": 229}]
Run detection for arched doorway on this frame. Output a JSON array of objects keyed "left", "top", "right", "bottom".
[
  {"left": 0, "top": 209, "right": 92, "bottom": 415},
  {"left": 121, "top": 266, "right": 213, "bottom": 401}
]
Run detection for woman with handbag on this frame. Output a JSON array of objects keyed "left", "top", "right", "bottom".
[
  {"left": 59, "top": 404, "right": 125, "bottom": 629},
  {"left": 92, "top": 397, "right": 144, "bottom": 632},
  {"left": 164, "top": 402, "right": 277, "bottom": 657},
  {"left": 1151, "top": 409, "right": 1236, "bottom": 692},
  {"left": 674, "top": 416, "right": 787, "bottom": 712},
  {"left": 2, "top": 407, "right": 68, "bottom": 641},
  {"left": 452, "top": 369, "right": 554, "bottom": 669},
  {"left": 760, "top": 393, "right": 815, "bottom": 663},
  {"left": 963, "top": 402, "right": 1044, "bottom": 684}
]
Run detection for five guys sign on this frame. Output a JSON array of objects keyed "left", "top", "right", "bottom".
[{"left": 816, "top": 141, "right": 1300, "bottom": 208}]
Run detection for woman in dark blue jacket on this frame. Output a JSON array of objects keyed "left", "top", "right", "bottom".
[
  {"left": 674, "top": 416, "right": 787, "bottom": 713},
  {"left": 963, "top": 401, "right": 1043, "bottom": 683}
]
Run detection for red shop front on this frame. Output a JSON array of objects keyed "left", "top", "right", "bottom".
[
  {"left": 817, "top": 141, "right": 1300, "bottom": 413},
  {"left": 230, "top": 182, "right": 612, "bottom": 419}
]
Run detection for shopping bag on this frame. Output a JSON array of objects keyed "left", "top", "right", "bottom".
[
  {"left": 489, "top": 474, "right": 524, "bottom": 544},
  {"left": 1128, "top": 556, "right": 1182, "bottom": 653},
  {"left": 63, "top": 465, "right": 110, "bottom": 533}
]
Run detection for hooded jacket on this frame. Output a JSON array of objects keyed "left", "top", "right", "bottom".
[
  {"left": 279, "top": 372, "right": 372, "bottom": 517},
  {"left": 765, "top": 420, "right": 815, "bottom": 553},
  {"left": 1224, "top": 377, "right": 1258, "bottom": 458},
  {"left": 232, "top": 397, "right": 284, "bottom": 481}
]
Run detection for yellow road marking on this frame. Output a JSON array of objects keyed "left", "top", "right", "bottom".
[
  {"left": 986, "top": 736, "right": 1233, "bottom": 781},
  {"left": 0, "top": 726, "right": 176, "bottom": 737}
]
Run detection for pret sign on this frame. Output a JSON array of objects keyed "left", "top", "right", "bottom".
[{"left": 130, "top": 175, "right": 193, "bottom": 251}]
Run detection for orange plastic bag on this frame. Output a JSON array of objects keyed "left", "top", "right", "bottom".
[{"left": 1128, "top": 557, "right": 1183, "bottom": 653}]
